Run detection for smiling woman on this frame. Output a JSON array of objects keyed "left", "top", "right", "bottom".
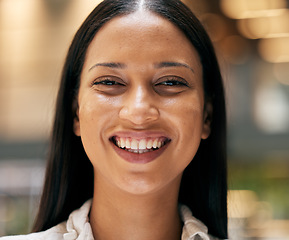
[{"left": 0, "top": 0, "right": 227, "bottom": 240}]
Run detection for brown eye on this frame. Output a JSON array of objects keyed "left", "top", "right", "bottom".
[
  {"left": 92, "top": 77, "right": 126, "bottom": 95},
  {"left": 154, "top": 76, "right": 189, "bottom": 95},
  {"left": 156, "top": 80, "right": 188, "bottom": 87},
  {"left": 93, "top": 79, "right": 125, "bottom": 86}
]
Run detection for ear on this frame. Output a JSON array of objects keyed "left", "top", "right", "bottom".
[
  {"left": 201, "top": 101, "right": 213, "bottom": 140},
  {"left": 72, "top": 98, "right": 81, "bottom": 137}
]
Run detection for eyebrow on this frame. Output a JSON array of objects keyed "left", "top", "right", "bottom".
[
  {"left": 88, "top": 61, "right": 194, "bottom": 73},
  {"left": 88, "top": 62, "right": 126, "bottom": 71},
  {"left": 154, "top": 61, "right": 194, "bottom": 73}
]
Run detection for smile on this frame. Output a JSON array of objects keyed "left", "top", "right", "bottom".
[{"left": 111, "top": 137, "right": 170, "bottom": 154}]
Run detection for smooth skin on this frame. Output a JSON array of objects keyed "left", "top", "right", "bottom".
[{"left": 74, "top": 10, "right": 212, "bottom": 240}]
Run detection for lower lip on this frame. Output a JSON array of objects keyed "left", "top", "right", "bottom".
[{"left": 111, "top": 142, "right": 169, "bottom": 164}]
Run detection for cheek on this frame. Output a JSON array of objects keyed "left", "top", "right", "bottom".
[
  {"left": 79, "top": 94, "right": 119, "bottom": 128},
  {"left": 171, "top": 95, "right": 204, "bottom": 133},
  {"left": 179, "top": 111, "right": 203, "bottom": 150},
  {"left": 167, "top": 97, "right": 204, "bottom": 163},
  {"left": 77, "top": 95, "right": 118, "bottom": 156}
]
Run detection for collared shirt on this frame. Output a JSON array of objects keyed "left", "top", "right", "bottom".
[{"left": 0, "top": 200, "right": 217, "bottom": 240}]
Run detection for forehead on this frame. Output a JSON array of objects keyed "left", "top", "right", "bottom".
[{"left": 84, "top": 10, "right": 201, "bottom": 70}]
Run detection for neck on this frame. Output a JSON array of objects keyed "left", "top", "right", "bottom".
[{"left": 89, "top": 176, "right": 183, "bottom": 240}]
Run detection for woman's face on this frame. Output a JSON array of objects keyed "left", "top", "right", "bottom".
[{"left": 74, "top": 10, "right": 211, "bottom": 195}]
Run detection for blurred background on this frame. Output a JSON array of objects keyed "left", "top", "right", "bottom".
[{"left": 0, "top": 0, "right": 288, "bottom": 239}]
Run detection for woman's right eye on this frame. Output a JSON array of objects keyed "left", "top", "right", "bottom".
[
  {"left": 93, "top": 79, "right": 124, "bottom": 86},
  {"left": 92, "top": 77, "right": 126, "bottom": 95}
]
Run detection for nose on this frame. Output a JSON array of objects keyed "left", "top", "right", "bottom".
[{"left": 119, "top": 85, "right": 159, "bottom": 125}]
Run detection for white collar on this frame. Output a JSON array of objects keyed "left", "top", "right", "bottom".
[{"left": 180, "top": 205, "right": 214, "bottom": 240}]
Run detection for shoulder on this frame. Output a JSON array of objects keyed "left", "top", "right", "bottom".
[
  {"left": 0, "top": 199, "right": 93, "bottom": 240},
  {"left": 0, "top": 223, "right": 67, "bottom": 240}
]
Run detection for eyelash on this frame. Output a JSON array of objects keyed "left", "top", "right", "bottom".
[
  {"left": 155, "top": 77, "right": 189, "bottom": 87},
  {"left": 93, "top": 76, "right": 188, "bottom": 86},
  {"left": 92, "top": 78, "right": 125, "bottom": 86}
]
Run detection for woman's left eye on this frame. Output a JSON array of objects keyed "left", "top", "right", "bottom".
[
  {"left": 156, "top": 80, "right": 188, "bottom": 87},
  {"left": 154, "top": 77, "right": 189, "bottom": 95}
]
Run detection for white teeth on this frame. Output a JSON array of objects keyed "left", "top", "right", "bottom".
[
  {"left": 131, "top": 139, "right": 138, "bottom": 150},
  {"left": 120, "top": 138, "right": 126, "bottom": 148},
  {"left": 139, "top": 139, "right": 147, "bottom": 150},
  {"left": 114, "top": 137, "right": 167, "bottom": 152},
  {"left": 157, "top": 141, "right": 162, "bottom": 148},
  {"left": 128, "top": 149, "right": 149, "bottom": 154},
  {"left": 152, "top": 139, "right": 158, "bottom": 148},
  {"left": 147, "top": 139, "right": 153, "bottom": 149},
  {"left": 125, "top": 138, "right": 131, "bottom": 149}
]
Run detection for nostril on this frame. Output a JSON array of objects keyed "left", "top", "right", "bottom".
[{"left": 119, "top": 105, "right": 159, "bottom": 125}]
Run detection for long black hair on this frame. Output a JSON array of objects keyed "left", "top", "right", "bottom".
[{"left": 33, "top": 0, "right": 227, "bottom": 238}]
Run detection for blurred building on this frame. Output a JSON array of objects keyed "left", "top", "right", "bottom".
[{"left": 0, "top": 0, "right": 289, "bottom": 239}]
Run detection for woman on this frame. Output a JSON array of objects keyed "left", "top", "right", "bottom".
[{"left": 1, "top": 0, "right": 227, "bottom": 239}]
